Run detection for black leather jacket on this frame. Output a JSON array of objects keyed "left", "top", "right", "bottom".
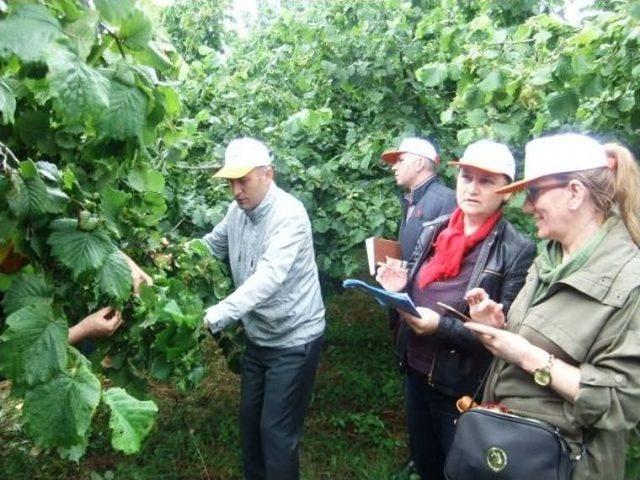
[{"left": 396, "top": 214, "right": 536, "bottom": 398}]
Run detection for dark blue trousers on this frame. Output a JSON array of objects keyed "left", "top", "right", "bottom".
[
  {"left": 240, "top": 336, "right": 323, "bottom": 480},
  {"left": 405, "top": 367, "right": 460, "bottom": 480}
]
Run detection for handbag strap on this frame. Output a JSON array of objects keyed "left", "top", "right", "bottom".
[{"left": 573, "top": 429, "right": 597, "bottom": 463}]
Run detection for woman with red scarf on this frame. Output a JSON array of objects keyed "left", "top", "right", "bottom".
[{"left": 377, "top": 139, "right": 536, "bottom": 480}]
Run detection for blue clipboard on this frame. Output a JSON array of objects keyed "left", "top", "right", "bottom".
[{"left": 342, "top": 279, "right": 421, "bottom": 317}]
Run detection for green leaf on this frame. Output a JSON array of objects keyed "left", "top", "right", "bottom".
[
  {"left": 95, "top": 0, "right": 135, "bottom": 25},
  {"left": 135, "top": 42, "right": 174, "bottom": 71},
  {"left": 6, "top": 162, "right": 65, "bottom": 218},
  {"left": 127, "top": 167, "right": 165, "bottom": 193},
  {"left": 23, "top": 352, "right": 101, "bottom": 448},
  {"left": 466, "top": 108, "right": 487, "bottom": 127},
  {"left": 158, "top": 85, "right": 180, "bottom": 116},
  {"left": 15, "top": 110, "right": 57, "bottom": 156},
  {"left": 415, "top": 62, "right": 448, "bottom": 87},
  {"left": 119, "top": 10, "right": 153, "bottom": 51},
  {"left": 456, "top": 128, "right": 476, "bottom": 146},
  {"left": 139, "top": 191, "right": 167, "bottom": 226},
  {"left": 0, "top": 213, "right": 17, "bottom": 243},
  {"left": 97, "top": 78, "right": 147, "bottom": 140},
  {"left": 547, "top": 90, "right": 579, "bottom": 121},
  {"left": 113, "top": 59, "right": 136, "bottom": 86},
  {"left": 618, "top": 91, "right": 635, "bottom": 113},
  {"left": 490, "top": 122, "right": 520, "bottom": 143},
  {"left": 36, "top": 161, "right": 62, "bottom": 182},
  {"left": 478, "top": 70, "right": 503, "bottom": 93},
  {"left": 63, "top": 9, "right": 99, "bottom": 60},
  {"left": 530, "top": 66, "right": 553, "bottom": 86},
  {"left": 0, "top": 79, "right": 15, "bottom": 124},
  {"left": 57, "top": 438, "right": 88, "bottom": 463},
  {"left": 0, "top": 4, "right": 62, "bottom": 63},
  {"left": 0, "top": 303, "right": 68, "bottom": 386},
  {"left": 48, "top": 51, "right": 110, "bottom": 125},
  {"left": 103, "top": 387, "right": 158, "bottom": 454},
  {"left": 335, "top": 199, "right": 351, "bottom": 214},
  {"left": 101, "top": 187, "right": 131, "bottom": 225},
  {"left": 2, "top": 272, "right": 53, "bottom": 315},
  {"left": 97, "top": 251, "right": 132, "bottom": 301},
  {"left": 47, "top": 224, "right": 115, "bottom": 279}
]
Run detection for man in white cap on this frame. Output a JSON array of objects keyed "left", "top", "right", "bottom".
[
  {"left": 382, "top": 137, "right": 456, "bottom": 261},
  {"left": 201, "top": 137, "right": 325, "bottom": 480}
]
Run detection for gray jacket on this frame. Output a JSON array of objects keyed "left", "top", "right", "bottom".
[{"left": 203, "top": 182, "right": 325, "bottom": 348}]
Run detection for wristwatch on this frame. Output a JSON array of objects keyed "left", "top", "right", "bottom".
[{"left": 533, "top": 354, "right": 555, "bottom": 387}]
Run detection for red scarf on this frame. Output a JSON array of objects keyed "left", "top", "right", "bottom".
[{"left": 417, "top": 207, "right": 501, "bottom": 289}]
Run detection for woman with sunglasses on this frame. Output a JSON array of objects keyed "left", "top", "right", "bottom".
[
  {"left": 376, "top": 139, "right": 536, "bottom": 480},
  {"left": 465, "top": 133, "right": 640, "bottom": 479}
]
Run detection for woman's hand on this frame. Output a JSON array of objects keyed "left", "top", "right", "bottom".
[
  {"left": 375, "top": 258, "right": 408, "bottom": 292},
  {"left": 466, "top": 322, "right": 581, "bottom": 403},
  {"left": 400, "top": 306, "right": 439, "bottom": 335},
  {"left": 123, "top": 253, "right": 153, "bottom": 295},
  {"left": 68, "top": 307, "right": 123, "bottom": 344},
  {"left": 464, "top": 288, "right": 506, "bottom": 328},
  {"left": 464, "top": 322, "right": 532, "bottom": 366}
]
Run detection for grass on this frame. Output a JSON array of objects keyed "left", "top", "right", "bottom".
[{"left": 0, "top": 288, "right": 408, "bottom": 479}]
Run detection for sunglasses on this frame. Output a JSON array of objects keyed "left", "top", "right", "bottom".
[{"left": 524, "top": 182, "right": 567, "bottom": 202}]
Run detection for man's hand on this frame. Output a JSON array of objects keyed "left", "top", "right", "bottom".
[
  {"left": 464, "top": 288, "right": 506, "bottom": 328},
  {"left": 68, "top": 307, "right": 123, "bottom": 344},
  {"left": 123, "top": 253, "right": 153, "bottom": 295},
  {"left": 400, "top": 306, "right": 439, "bottom": 335},
  {"left": 375, "top": 258, "right": 408, "bottom": 292},
  {"left": 203, "top": 305, "right": 236, "bottom": 335}
]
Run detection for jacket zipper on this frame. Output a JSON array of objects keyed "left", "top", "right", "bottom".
[
  {"left": 427, "top": 348, "right": 438, "bottom": 387},
  {"left": 425, "top": 224, "right": 502, "bottom": 389}
]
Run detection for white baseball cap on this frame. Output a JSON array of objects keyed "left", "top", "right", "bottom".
[
  {"left": 496, "top": 133, "right": 608, "bottom": 194},
  {"left": 381, "top": 137, "right": 439, "bottom": 165},
  {"left": 214, "top": 137, "right": 272, "bottom": 179},
  {"left": 449, "top": 139, "right": 516, "bottom": 180}
]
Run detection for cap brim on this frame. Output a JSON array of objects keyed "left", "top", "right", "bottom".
[
  {"left": 494, "top": 178, "right": 531, "bottom": 194},
  {"left": 449, "top": 161, "right": 513, "bottom": 180},
  {"left": 381, "top": 151, "right": 401, "bottom": 164},
  {"left": 213, "top": 166, "right": 254, "bottom": 179},
  {"left": 381, "top": 150, "right": 437, "bottom": 165}
]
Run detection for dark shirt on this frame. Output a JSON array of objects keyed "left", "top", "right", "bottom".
[
  {"left": 407, "top": 243, "right": 482, "bottom": 374},
  {"left": 399, "top": 176, "right": 456, "bottom": 261}
]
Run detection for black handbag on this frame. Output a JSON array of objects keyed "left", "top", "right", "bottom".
[{"left": 444, "top": 408, "right": 576, "bottom": 480}]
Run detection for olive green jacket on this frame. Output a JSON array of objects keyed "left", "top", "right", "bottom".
[{"left": 483, "top": 218, "right": 640, "bottom": 480}]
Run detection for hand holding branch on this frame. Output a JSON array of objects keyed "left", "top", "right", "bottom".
[
  {"left": 68, "top": 307, "right": 123, "bottom": 344},
  {"left": 122, "top": 252, "right": 153, "bottom": 295}
]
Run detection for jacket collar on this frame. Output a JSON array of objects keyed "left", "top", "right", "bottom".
[
  {"left": 245, "top": 182, "right": 276, "bottom": 224},
  {"left": 539, "top": 217, "right": 640, "bottom": 307},
  {"left": 404, "top": 174, "right": 439, "bottom": 206}
]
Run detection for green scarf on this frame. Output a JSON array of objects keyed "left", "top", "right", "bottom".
[{"left": 531, "top": 217, "right": 616, "bottom": 304}]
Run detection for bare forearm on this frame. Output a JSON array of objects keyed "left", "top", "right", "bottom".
[
  {"left": 68, "top": 323, "right": 85, "bottom": 345},
  {"left": 519, "top": 345, "right": 581, "bottom": 403}
]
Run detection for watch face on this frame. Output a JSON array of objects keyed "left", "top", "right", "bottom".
[{"left": 534, "top": 369, "right": 551, "bottom": 386}]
